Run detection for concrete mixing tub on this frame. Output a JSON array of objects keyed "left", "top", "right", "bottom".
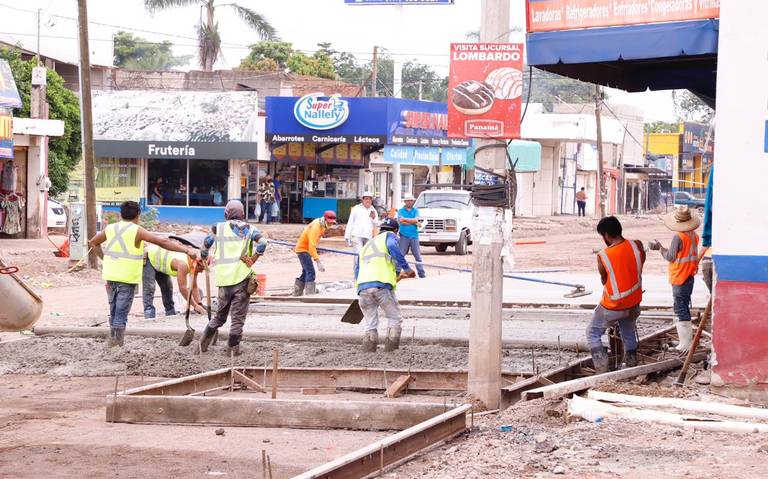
[{"left": 0, "top": 260, "right": 43, "bottom": 332}]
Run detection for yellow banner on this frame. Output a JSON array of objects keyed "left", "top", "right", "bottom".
[{"left": 96, "top": 186, "right": 141, "bottom": 203}]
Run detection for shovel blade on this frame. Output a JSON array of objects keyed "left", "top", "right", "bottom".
[
  {"left": 179, "top": 327, "right": 196, "bottom": 347},
  {"left": 340, "top": 299, "right": 364, "bottom": 324}
]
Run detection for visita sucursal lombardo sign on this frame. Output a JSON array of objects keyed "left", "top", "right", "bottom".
[{"left": 293, "top": 93, "right": 350, "bottom": 130}]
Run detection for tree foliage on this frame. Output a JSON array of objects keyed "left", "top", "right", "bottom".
[
  {"left": 0, "top": 48, "right": 80, "bottom": 197},
  {"left": 644, "top": 121, "right": 680, "bottom": 134},
  {"left": 673, "top": 90, "right": 714, "bottom": 123},
  {"left": 113, "top": 31, "right": 191, "bottom": 70},
  {"left": 239, "top": 41, "right": 336, "bottom": 79}
]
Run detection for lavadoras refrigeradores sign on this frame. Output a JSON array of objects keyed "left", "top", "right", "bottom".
[{"left": 293, "top": 93, "right": 350, "bottom": 130}]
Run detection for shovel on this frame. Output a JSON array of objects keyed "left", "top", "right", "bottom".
[
  {"left": 179, "top": 270, "right": 198, "bottom": 346},
  {"left": 340, "top": 273, "right": 409, "bottom": 324},
  {"left": 204, "top": 262, "right": 218, "bottom": 346}
]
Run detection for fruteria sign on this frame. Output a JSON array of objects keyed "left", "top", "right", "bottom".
[
  {"left": 527, "top": 0, "right": 720, "bottom": 33},
  {"left": 448, "top": 43, "right": 524, "bottom": 139}
]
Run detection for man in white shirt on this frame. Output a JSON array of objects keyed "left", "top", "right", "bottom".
[{"left": 345, "top": 192, "right": 379, "bottom": 271}]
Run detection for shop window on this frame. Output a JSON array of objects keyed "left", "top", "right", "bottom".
[
  {"left": 148, "top": 159, "right": 187, "bottom": 206},
  {"left": 189, "top": 160, "right": 228, "bottom": 206},
  {"left": 400, "top": 172, "right": 414, "bottom": 198},
  {"left": 96, "top": 158, "right": 138, "bottom": 188}
]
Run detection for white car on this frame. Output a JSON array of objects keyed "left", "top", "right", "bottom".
[
  {"left": 415, "top": 189, "right": 473, "bottom": 255},
  {"left": 47, "top": 199, "right": 67, "bottom": 230}
]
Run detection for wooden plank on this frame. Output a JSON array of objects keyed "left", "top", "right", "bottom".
[
  {"left": 301, "top": 387, "right": 337, "bottom": 395},
  {"left": 232, "top": 370, "right": 265, "bottom": 392},
  {"left": 292, "top": 404, "right": 470, "bottom": 479},
  {"left": 106, "top": 396, "right": 452, "bottom": 430},
  {"left": 385, "top": 375, "right": 413, "bottom": 398}
]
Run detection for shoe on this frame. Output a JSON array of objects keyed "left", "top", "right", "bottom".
[
  {"left": 164, "top": 309, "right": 178, "bottom": 317},
  {"left": 293, "top": 279, "right": 305, "bottom": 297},
  {"left": 143, "top": 310, "right": 156, "bottom": 320},
  {"left": 590, "top": 347, "right": 610, "bottom": 374},
  {"left": 384, "top": 327, "right": 402, "bottom": 352},
  {"left": 622, "top": 349, "right": 638, "bottom": 369},
  {"left": 108, "top": 328, "right": 125, "bottom": 348},
  {"left": 418, "top": 274, "right": 426, "bottom": 279},
  {"left": 362, "top": 331, "right": 378, "bottom": 353},
  {"left": 226, "top": 334, "right": 242, "bottom": 357},
  {"left": 675, "top": 321, "right": 694, "bottom": 353},
  {"left": 199, "top": 326, "right": 217, "bottom": 353},
  {"left": 304, "top": 281, "right": 318, "bottom": 295}
]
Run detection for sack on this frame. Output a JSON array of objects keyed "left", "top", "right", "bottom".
[
  {"left": 255, "top": 203, "right": 261, "bottom": 219},
  {"left": 270, "top": 202, "right": 279, "bottom": 219}
]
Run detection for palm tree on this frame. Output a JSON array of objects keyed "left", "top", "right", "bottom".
[{"left": 145, "top": 0, "right": 277, "bottom": 71}]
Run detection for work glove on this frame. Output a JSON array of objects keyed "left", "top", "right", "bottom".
[
  {"left": 315, "top": 259, "right": 325, "bottom": 272},
  {"left": 398, "top": 270, "right": 416, "bottom": 281},
  {"left": 648, "top": 240, "right": 662, "bottom": 251}
]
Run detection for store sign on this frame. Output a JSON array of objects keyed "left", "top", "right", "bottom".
[
  {"left": 0, "top": 113, "right": 12, "bottom": 159},
  {"left": 448, "top": 43, "right": 524, "bottom": 139},
  {"left": 383, "top": 145, "right": 468, "bottom": 166},
  {"left": 293, "top": 93, "right": 350, "bottom": 131},
  {"left": 0, "top": 60, "right": 22, "bottom": 109},
  {"left": 267, "top": 133, "right": 386, "bottom": 145},
  {"left": 94, "top": 140, "right": 259, "bottom": 160},
  {"left": 527, "top": 0, "right": 720, "bottom": 33}
]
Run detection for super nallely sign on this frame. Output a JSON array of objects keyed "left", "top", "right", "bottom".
[{"left": 293, "top": 93, "right": 350, "bottom": 130}]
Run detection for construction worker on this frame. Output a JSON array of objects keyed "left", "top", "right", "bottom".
[
  {"left": 88, "top": 201, "right": 198, "bottom": 347},
  {"left": 294, "top": 210, "right": 337, "bottom": 296},
  {"left": 199, "top": 200, "right": 268, "bottom": 356},
  {"left": 396, "top": 194, "right": 426, "bottom": 278},
  {"left": 587, "top": 216, "right": 646, "bottom": 373},
  {"left": 649, "top": 205, "right": 700, "bottom": 353},
  {"left": 356, "top": 218, "right": 415, "bottom": 353},
  {"left": 142, "top": 243, "right": 205, "bottom": 319}
]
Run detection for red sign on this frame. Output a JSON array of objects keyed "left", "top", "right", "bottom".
[
  {"left": 448, "top": 43, "right": 524, "bottom": 139},
  {"left": 403, "top": 111, "right": 448, "bottom": 131},
  {"left": 527, "top": 0, "right": 720, "bottom": 33}
]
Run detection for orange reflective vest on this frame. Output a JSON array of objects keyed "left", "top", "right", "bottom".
[
  {"left": 598, "top": 240, "right": 643, "bottom": 311},
  {"left": 669, "top": 231, "right": 699, "bottom": 285}
]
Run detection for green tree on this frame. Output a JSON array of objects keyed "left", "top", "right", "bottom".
[
  {"left": 113, "top": 31, "right": 192, "bottom": 70},
  {"left": 239, "top": 40, "right": 294, "bottom": 70},
  {"left": 239, "top": 41, "right": 337, "bottom": 79},
  {"left": 673, "top": 90, "right": 714, "bottom": 123},
  {"left": 144, "top": 0, "right": 277, "bottom": 72},
  {"left": 644, "top": 121, "right": 680, "bottom": 133},
  {"left": 0, "top": 48, "right": 80, "bottom": 197}
]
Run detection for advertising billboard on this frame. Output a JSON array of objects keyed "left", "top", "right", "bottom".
[
  {"left": 345, "top": 0, "right": 453, "bottom": 4},
  {"left": 527, "top": 0, "right": 720, "bottom": 33},
  {"left": 447, "top": 43, "right": 524, "bottom": 139}
]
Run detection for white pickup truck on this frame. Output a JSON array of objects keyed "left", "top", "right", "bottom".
[{"left": 414, "top": 189, "right": 473, "bottom": 255}]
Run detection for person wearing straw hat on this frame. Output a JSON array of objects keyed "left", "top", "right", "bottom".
[
  {"left": 648, "top": 205, "right": 701, "bottom": 353},
  {"left": 396, "top": 194, "right": 426, "bottom": 278}
]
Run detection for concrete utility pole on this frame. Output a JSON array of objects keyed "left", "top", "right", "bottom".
[
  {"left": 467, "top": 0, "right": 510, "bottom": 410},
  {"left": 77, "top": 0, "right": 98, "bottom": 269},
  {"left": 371, "top": 46, "right": 379, "bottom": 97},
  {"left": 390, "top": 5, "right": 404, "bottom": 211},
  {"left": 594, "top": 84, "right": 606, "bottom": 217}
]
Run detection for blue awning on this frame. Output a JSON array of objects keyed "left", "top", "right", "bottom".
[{"left": 527, "top": 20, "right": 719, "bottom": 106}]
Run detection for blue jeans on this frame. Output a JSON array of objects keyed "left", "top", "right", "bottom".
[
  {"left": 259, "top": 201, "right": 273, "bottom": 223},
  {"left": 397, "top": 235, "right": 426, "bottom": 277},
  {"left": 673, "top": 276, "right": 695, "bottom": 322},
  {"left": 577, "top": 201, "right": 586, "bottom": 216},
  {"left": 586, "top": 304, "right": 640, "bottom": 351},
  {"left": 142, "top": 260, "right": 176, "bottom": 318},
  {"left": 106, "top": 281, "right": 136, "bottom": 329},
  {"left": 297, "top": 252, "right": 316, "bottom": 283}
]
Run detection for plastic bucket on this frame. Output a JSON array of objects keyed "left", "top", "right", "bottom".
[{"left": 255, "top": 273, "right": 267, "bottom": 296}]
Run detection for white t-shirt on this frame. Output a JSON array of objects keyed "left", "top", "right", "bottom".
[{"left": 345, "top": 203, "right": 379, "bottom": 240}]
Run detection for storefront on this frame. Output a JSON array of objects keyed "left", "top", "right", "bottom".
[
  {"left": 265, "top": 95, "right": 469, "bottom": 222},
  {"left": 91, "top": 90, "right": 259, "bottom": 225}
]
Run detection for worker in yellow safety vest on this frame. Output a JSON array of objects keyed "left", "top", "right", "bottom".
[
  {"left": 587, "top": 216, "right": 646, "bottom": 373},
  {"left": 88, "top": 201, "right": 198, "bottom": 347},
  {"left": 142, "top": 243, "right": 205, "bottom": 319},
  {"left": 649, "top": 205, "right": 701, "bottom": 353},
  {"left": 198, "top": 200, "right": 268, "bottom": 356}
]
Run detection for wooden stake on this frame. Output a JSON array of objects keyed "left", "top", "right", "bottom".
[
  {"left": 267, "top": 454, "right": 273, "bottom": 479},
  {"left": 233, "top": 369, "right": 266, "bottom": 392},
  {"left": 261, "top": 450, "right": 267, "bottom": 479},
  {"left": 271, "top": 348, "right": 279, "bottom": 399}
]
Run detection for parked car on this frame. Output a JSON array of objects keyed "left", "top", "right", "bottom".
[
  {"left": 415, "top": 189, "right": 472, "bottom": 255},
  {"left": 673, "top": 191, "right": 705, "bottom": 215},
  {"left": 47, "top": 199, "right": 67, "bottom": 230}
]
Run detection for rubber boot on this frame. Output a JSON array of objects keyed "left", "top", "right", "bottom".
[
  {"left": 226, "top": 334, "right": 242, "bottom": 357},
  {"left": 304, "top": 281, "right": 318, "bottom": 295},
  {"left": 675, "top": 321, "right": 693, "bottom": 353},
  {"left": 622, "top": 349, "right": 638, "bottom": 369},
  {"left": 211, "top": 329, "right": 219, "bottom": 346},
  {"left": 199, "top": 326, "right": 217, "bottom": 353},
  {"left": 293, "top": 279, "right": 305, "bottom": 297},
  {"left": 384, "top": 327, "right": 402, "bottom": 352},
  {"left": 362, "top": 331, "right": 378, "bottom": 353},
  {"left": 110, "top": 328, "right": 125, "bottom": 347},
  {"left": 590, "top": 347, "right": 610, "bottom": 374},
  {"left": 106, "top": 328, "right": 119, "bottom": 348}
]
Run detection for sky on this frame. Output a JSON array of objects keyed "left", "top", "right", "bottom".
[{"left": 0, "top": 0, "right": 676, "bottom": 121}]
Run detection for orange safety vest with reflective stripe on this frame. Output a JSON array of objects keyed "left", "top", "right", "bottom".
[
  {"left": 598, "top": 239, "right": 643, "bottom": 311},
  {"left": 669, "top": 231, "right": 699, "bottom": 285}
]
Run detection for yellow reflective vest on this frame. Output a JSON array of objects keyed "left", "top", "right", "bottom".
[
  {"left": 355, "top": 232, "right": 397, "bottom": 289},
  {"left": 214, "top": 221, "right": 252, "bottom": 287},
  {"left": 102, "top": 221, "right": 144, "bottom": 284},
  {"left": 147, "top": 244, "right": 187, "bottom": 277}
]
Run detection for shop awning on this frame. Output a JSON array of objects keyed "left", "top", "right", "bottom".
[
  {"left": 464, "top": 140, "right": 541, "bottom": 172},
  {"left": 528, "top": 20, "right": 719, "bottom": 106}
]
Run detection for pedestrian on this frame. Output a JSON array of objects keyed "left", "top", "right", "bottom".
[
  {"left": 587, "top": 216, "right": 646, "bottom": 372},
  {"left": 345, "top": 191, "right": 379, "bottom": 272},
  {"left": 294, "top": 210, "right": 337, "bottom": 296},
  {"left": 151, "top": 176, "right": 164, "bottom": 205},
  {"left": 273, "top": 173, "right": 283, "bottom": 223},
  {"left": 649, "top": 205, "right": 700, "bottom": 353},
  {"left": 88, "top": 201, "right": 198, "bottom": 347},
  {"left": 396, "top": 194, "right": 426, "bottom": 278},
  {"left": 142, "top": 242, "right": 206, "bottom": 319},
  {"left": 576, "top": 187, "right": 587, "bottom": 216},
  {"left": 198, "top": 200, "right": 268, "bottom": 356},
  {"left": 357, "top": 218, "right": 415, "bottom": 352},
  {"left": 258, "top": 175, "right": 276, "bottom": 224}
]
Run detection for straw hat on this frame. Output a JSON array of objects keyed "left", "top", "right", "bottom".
[
  {"left": 403, "top": 194, "right": 416, "bottom": 202},
  {"left": 663, "top": 205, "right": 701, "bottom": 232}
]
